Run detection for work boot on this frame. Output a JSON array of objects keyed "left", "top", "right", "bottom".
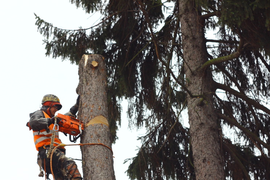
[{"left": 66, "top": 162, "right": 82, "bottom": 179}]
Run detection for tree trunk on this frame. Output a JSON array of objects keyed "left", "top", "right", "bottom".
[
  {"left": 179, "top": 0, "right": 224, "bottom": 179},
  {"left": 77, "top": 54, "right": 115, "bottom": 180}
]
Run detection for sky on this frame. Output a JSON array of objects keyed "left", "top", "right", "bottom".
[{"left": 1, "top": 0, "right": 145, "bottom": 179}]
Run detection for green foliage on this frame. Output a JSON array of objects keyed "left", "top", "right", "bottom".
[
  {"left": 219, "top": 0, "right": 270, "bottom": 55},
  {"left": 126, "top": 121, "right": 193, "bottom": 180},
  {"left": 35, "top": 14, "right": 90, "bottom": 63},
  {"left": 107, "top": 94, "right": 121, "bottom": 143},
  {"left": 70, "top": 0, "right": 103, "bottom": 13}
]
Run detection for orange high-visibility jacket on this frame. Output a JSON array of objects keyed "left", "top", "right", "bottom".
[{"left": 31, "top": 111, "right": 63, "bottom": 151}]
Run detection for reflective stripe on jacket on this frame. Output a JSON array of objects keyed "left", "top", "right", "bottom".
[{"left": 33, "top": 111, "right": 62, "bottom": 151}]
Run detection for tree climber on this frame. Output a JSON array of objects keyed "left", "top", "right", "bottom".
[{"left": 27, "top": 94, "right": 82, "bottom": 180}]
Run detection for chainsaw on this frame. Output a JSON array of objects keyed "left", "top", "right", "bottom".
[{"left": 56, "top": 113, "right": 84, "bottom": 142}]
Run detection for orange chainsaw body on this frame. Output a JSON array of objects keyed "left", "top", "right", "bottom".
[{"left": 56, "top": 113, "right": 84, "bottom": 136}]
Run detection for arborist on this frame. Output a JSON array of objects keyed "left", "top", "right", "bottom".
[{"left": 27, "top": 94, "right": 82, "bottom": 180}]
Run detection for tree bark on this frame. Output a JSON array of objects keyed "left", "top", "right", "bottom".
[
  {"left": 77, "top": 54, "right": 115, "bottom": 180},
  {"left": 179, "top": 0, "right": 225, "bottom": 179}
]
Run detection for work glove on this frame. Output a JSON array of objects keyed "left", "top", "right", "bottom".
[
  {"left": 47, "top": 117, "right": 61, "bottom": 126},
  {"left": 65, "top": 111, "right": 76, "bottom": 118},
  {"left": 69, "top": 95, "right": 80, "bottom": 116},
  {"left": 76, "top": 95, "right": 80, "bottom": 105}
]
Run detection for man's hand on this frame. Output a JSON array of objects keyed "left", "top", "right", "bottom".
[
  {"left": 47, "top": 117, "right": 61, "bottom": 125},
  {"left": 65, "top": 111, "right": 76, "bottom": 117},
  {"left": 69, "top": 95, "right": 80, "bottom": 116},
  {"left": 76, "top": 95, "right": 80, "bottom": 105}
]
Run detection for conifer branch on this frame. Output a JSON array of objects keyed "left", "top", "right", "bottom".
[
  {"left": 35, "top": 11, "right": 120, "bottom": 32},
  {"left": 215, "top": 64, "right": 244, "bottom": 93},
  {"left": 201, "top": 11, "right": 220, "bottom": 19},
  {"left": 223, "top": 139, "right": 251, "bottom": 180},
  {"left": 136, "top": 0, "right": 193, "bottom": 97},
  {"left": 218, "top": 113, "right": 270, "bottom": 151},
  {"left": 199, "top": 38, "right": 244, "bottom": 72},
  {"left": 215, "top": 82, "right": 270, "bottom": 115},
  {"left": 206, "top": 39, "right": 239, "bottom": 44},
  {"left": 216, "top": 65, "right": 263, "bottom": 134}
]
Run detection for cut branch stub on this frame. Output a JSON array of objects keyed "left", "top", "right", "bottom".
[{"left": 91, "top": 60, "right": 98, "bottom": 68}]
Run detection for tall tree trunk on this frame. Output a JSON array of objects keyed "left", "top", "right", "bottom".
[
  {"left": 179, "top": 0, "right": 224, "bottom": 179},
  {"left": 77, "top": 54, "right": 115, "bottom": 180}
]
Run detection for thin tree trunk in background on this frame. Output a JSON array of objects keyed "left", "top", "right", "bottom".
[
  {"left": 77, "top": 54, "right": 115, "bottom": 180},
  {"left": 179, "top": 0, "right": 225, "bottom": 179}
]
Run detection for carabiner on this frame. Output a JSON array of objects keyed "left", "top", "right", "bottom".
[{"left": 53, "top": 124, "right": 59, "bottom": 131}]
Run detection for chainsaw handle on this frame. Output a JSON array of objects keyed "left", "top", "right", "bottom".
[{"left": 69, "top": 134, "right": 81, "bottom": 143}]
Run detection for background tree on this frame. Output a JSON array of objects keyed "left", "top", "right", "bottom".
[{"left": 35, "top": 0, "right": 270, "bottom": 179}]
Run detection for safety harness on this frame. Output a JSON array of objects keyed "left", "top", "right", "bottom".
[{"left": 41, "top": 115, "right": 84, "bottom": 180}]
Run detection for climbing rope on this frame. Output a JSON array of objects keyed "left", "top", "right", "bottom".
[
  {"left": 47, "top": 117, "right": 59, "bottom": 158},
  {"left": 49, "top": 143, "right": 113, "bottom": 180}
]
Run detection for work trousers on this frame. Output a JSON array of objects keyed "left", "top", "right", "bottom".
[{"left": 38, "top": 146, "right": 82, "bottom": 180}]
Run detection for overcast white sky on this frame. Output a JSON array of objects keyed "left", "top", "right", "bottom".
[{"left": 1, "top": 0, "right": 145, "bottom": 179}]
